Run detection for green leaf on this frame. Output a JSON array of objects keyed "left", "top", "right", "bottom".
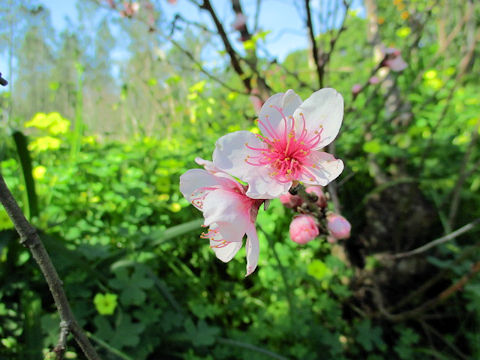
[
  {"left": 12, "top": 131, "right": 38, "bottom": 219},
  {"left": 183, "top": 319, "right": 220, "bottom": 347},
  {"left": 109, "top": 265, "right": 154, "bottom": 306},
  {"left": 94, "top": 293, "right": 118, "bottom": 315},
  {"left": 363, "top": 140, "right": 382, "bottom": 154}
]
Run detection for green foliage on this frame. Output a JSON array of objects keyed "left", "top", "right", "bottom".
[{"left": 1, "top": 0, "right": 479, "bottom": 359}]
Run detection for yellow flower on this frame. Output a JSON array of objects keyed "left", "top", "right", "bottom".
[
  {"left": 28, "top": 136, "right": 62, "bottom": 152},
  {"left": 32, "top": 165, "right": 47, "bottom": 180}
]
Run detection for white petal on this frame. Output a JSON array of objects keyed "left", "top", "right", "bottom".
[
  {"left": 179, "top": 169, "right": 237, "bottom": 209},
  {"left": 210, "top": 238, "right": 242, "bottom": 263},
  {"left": 213, "top": 131, "right": 266, "bottom": 181},
  {"left": 293, "top": 88, "right": 344, "bottom": 149},
  {"left": 300, "top": 151, "right": 344, "bottom": 186},
  {"left": 244, "top": 166, "right": 291, "bottom": 199},
  {"left": 194, "top": 157, "right": 220, "bottom": 173},
  {"left": 202, "top": 189, "right": 251, "bottom": 242},
  {"left": 258, "top": 90, "right": 302, "bottom": 139},
  {"left": 245, "top": 226, "right": 260, "bottom": 276}
]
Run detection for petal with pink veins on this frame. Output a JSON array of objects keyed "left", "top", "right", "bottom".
[
  {"left": 210, "top": 236, "right": 243, "bottom": 262},
  {"left": 300, "top": 151, "right": 344, "bottom": 186},
  {"left": 258, "top": 90, "right": 302, "bottom": 138},
  {"left": 293, "top": 88, "right": 344, "bottom": 149},
  {"left": 244, "top": 166, "right": 292, "bottom": 199},
  {"left": 213, "top": 130, "right": 266, "bottom": 181}
]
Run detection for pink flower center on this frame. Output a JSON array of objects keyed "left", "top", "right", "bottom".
[{"left": 245, "top": 106, "right": 322, "bottom": 182}]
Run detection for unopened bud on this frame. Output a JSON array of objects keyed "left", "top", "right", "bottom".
[
  {"left": 232, "top": 13, "right": 247, "bottom": 31},
  {"left": 327, "top": 213, "right": 351, "bottom": 240},
  {"left": 289, "top": 215, "right": 319, "bottom": 244},
  {"left": 351, "top": 84, "right": 362, "bottom": 96}
]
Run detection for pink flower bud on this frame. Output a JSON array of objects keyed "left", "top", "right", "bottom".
[
  {"left": 232, "top": 13, "right": 247, "bottom": 31},
  {"left": 381, "top": 47, "right": 407, "bottom": 72},
  {"left": 327, "top": 213, "right": 351, "bottom": 240},
  {"left": 369, "top": 76, "right": 380, "bottom": 85},
  {"left": 305, "top": 186, "right": 327, "bottom": 208},
  {"left": 289, "top": 215, "right": 319, "bottom": 244},
  {"left": 279, "top": 192, "right": 303, "bottom": 209},
  {"left": 351, "top": 84, "right": 362, "bottom": 95}
]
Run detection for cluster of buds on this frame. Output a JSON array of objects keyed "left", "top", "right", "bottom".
[{"left": 282, "top": 185, "right": 351, "bottom": 245}]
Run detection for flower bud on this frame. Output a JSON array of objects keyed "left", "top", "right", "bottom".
[
  {"left": 327, "top": 213, "right": 351, "bottom": 240},
  {"left": 381, "top": 47, "right": 407, "bottom": 72},
  {"left": 289, "top": 215, "right": 319, "bottom": 244},
  {"left": 232, "top": 13, "right": 247, "bottom": 31},
  {"left": 369, "top": 76, "right": 380, "bottom": 85},
  {"left": 305, "top": 186, "right": 327, "bottom": 208},
  {"left": 351, "top": 84, "right": 362, "bottom": 96},
  {"left": 279, "top": 192, "right": 303, "bottom": 209}
]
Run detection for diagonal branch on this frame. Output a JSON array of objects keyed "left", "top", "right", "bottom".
[
  {"left": 200, "top": 0, "right": 252, "bottom": 93},
  {"left": 391, "top": 218, "right": 480, "bottom": 259},
  {"left": 0, "top": 174, "right": 101, "bottom": 360}
]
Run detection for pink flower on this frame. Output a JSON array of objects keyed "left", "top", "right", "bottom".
[
  {"left": 351, "top": 84, "right": 362, "bottom": 96},
  {"left": 327, "top": 213, "right": 351, "bottom": 240},
  {"left": 381, "top": 47, "right": 407, "bottom": 72},
  {"left": 213, "top": 89, "right": 344, "bottom": 199},
  {"left": 289, "top": 215, "right": 319, "bottom": 244},
  {"left": 279, "top": 192, "right": 303, "bottom": 209},
  {"left": 180, "top": 169, "right": 263, "bottom": 276},
  {"left": 369, "top": 76, "right": 380, "bottom": 85},
  {"left": 305, "top": 186, "right": 327, "bottom": 208}
]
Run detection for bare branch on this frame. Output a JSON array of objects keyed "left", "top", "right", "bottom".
[
  {"left": 391, "top": 218, "right": 480, "bottom": 259},
  {"left": 304, "top": 0, "right": 323, "bottom": 88},
  {"left": 0, "top": 174, "right": 101, "bottom": 360}
]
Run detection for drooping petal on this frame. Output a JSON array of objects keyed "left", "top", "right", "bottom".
[
  {"left": 202, "top": 189, "right": 252, "bottom": 242},
  {"left": 299, "top": 151, "right": 344, "bottom": 186},
  {"left": 213, "top": 130, "right": 266, "bottom": 181},
  {"left": 293, "top": 88, "right": 344, "bottom": 149},
  {"left": 210, "top": 238, "right": 243, "bottom": 262},
  {"left": 179, "top": 169, "right": 237, "bottom": 209},
  {"left": 258, "top": 90, "right": 302, "bottom": 138},
  {"left": 245, "top": 225, "right": 260, "bottom": 276}
]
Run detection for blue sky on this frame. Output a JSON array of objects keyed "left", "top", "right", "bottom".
[{"left": 0, "top": 0, "right": 365, "bottom": 82}]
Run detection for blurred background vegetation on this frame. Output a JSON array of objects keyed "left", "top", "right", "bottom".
[{"left": 0, "top": 0, "right": 479, "bottom": 359}]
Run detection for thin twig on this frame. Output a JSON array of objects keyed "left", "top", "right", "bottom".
[
  {"left": 52, "top": 320, "right": 70, "bottom": 360},
  {"left": 304, "top": 0, "right": 323, "bottom": 87},
  {"left": 391, "top": 218, "right": 480, "bottom": 259},
  {"left": 217, "top": 338, "right": 289, "bottom": 360},
  {"left": 0, "top": 174, "right": 101, "bottom": 360}
]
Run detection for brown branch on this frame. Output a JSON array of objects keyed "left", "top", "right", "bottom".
[
  {"left": 304, "top": 0, "right": 323, "bottom": 88},
  {"left": 200, "top": 0, "right": 252, "bottom": 93},
  {"left": 0, "top": 174, "right": 101, "bottom": 360}
]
